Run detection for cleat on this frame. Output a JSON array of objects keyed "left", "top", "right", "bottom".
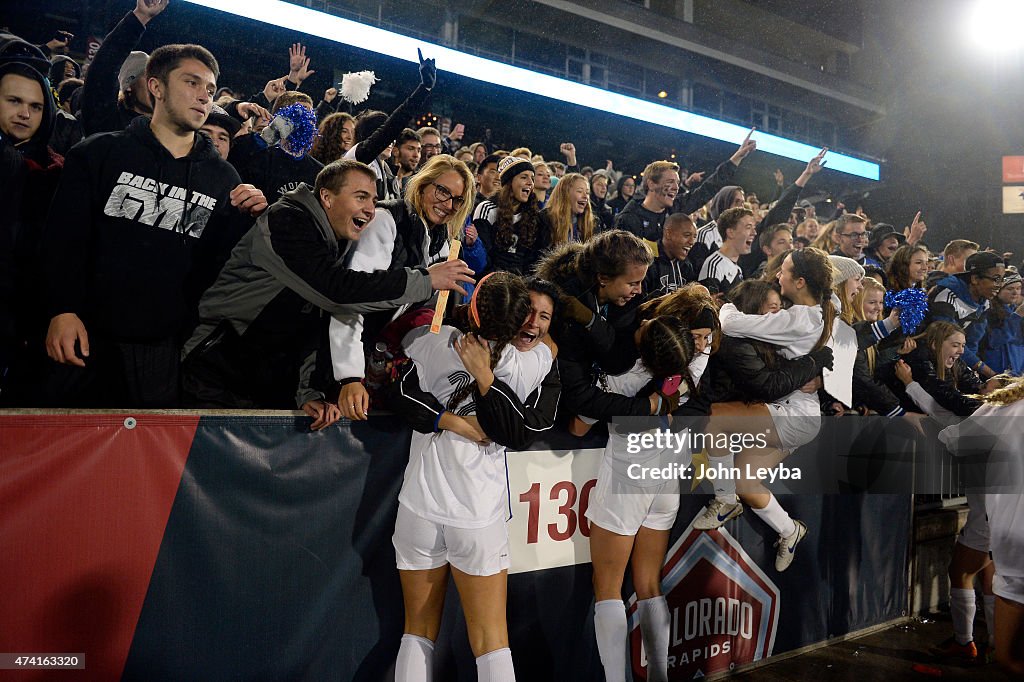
[
  {"left": 774, "top": 520, "right": 807, "bottom": 572},
  {"left": 929, "top": 636, "right": 978, "bottom": 660},
  {"left": 693, "top": 498, "right": 743, "bottom": 530}
]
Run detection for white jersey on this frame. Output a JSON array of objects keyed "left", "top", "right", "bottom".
[
  {"left": 582, "top": 352, "right": 708, "bottom": 488},
  {"left": 697, "top": 221, "right": 721, "bottom": 250},
  {"left": 398, "top": 325, "right": 553, "bottom": 527},
  {"left": 698, "top": 251, "right": 743, "bottom": 292},
  {"left": 939, "top": 400, "right": 1024, "bottom": 579}
]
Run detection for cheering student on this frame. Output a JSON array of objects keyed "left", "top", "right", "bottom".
[
  {"left": 885, "top": 243, "right": 930, "bottom": 292},
  {"left": 643, "top": 214, "right": 699, "bottom": 295},
  {"left": 698, "top": 207, "right": 757, "bottom": 296},
  {"left": 543, "top": 172, "right": 596, "bottom": 245},
  {"left": 473, "top": 155, "right": 547, "bottom": 275},
  {"left": 388, "top": 273, "right": 554, "bottom": 682}
]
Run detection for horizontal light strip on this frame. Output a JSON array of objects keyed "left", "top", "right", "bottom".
[{"left": 183, "top": 0, "right": 881, "bottom": 181}]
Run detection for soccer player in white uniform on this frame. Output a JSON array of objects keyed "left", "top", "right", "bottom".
[
  {"left": 571, "top": 285, "right": 716, "bottom": 682},
  {"left": 693, "top": 248, "right": 838, "bottom": 572},
  {"left": 938, "top": 377, "right": 1024, "bottom": 674},
  {"left": 389, "top": 273, "right": 555, "bottom": 682}
]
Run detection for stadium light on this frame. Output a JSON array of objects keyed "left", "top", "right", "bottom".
[
  {"left": 183, "top": 0, "right": 881, "bottom": 181},
  {"left": 966, "top": 0, "right": 1024, "bottom": 52}
]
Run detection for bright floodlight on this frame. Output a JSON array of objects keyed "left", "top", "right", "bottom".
[
  {"left": 967, "top": 0, "right": 1024, "bottom": 51},
  {"left": 182, "top": 0, "right": 881, "bottom": 180}
]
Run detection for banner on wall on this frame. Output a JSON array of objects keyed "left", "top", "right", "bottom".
[{"left": 0, "top": 414, "right": 911, "bottom": 681}]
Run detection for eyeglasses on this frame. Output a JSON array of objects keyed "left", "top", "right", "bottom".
[
  {"left": 422, "top": 143, "right": 442, "bottom": 152},
  {"left": 977, "top": 274, "right": 1005, "bottom": 284},
  {"left": 432, "top": 183, "right": 466, "bottom": 209},
  {"left": 840, "top": 231, "right": 868, "bottom": 241}
]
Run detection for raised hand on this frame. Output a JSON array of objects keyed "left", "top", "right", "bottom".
[
  {"left": 263, "top": 77, "right": 287, "bottom": 103},
  {"left": 559, "top": 142, "right": 577, "bottom": 166},
  {"left": 134, "top": 0, "right": 168, "bottom": 25},
  {"left": 417, "top": 48, "right": 436, "bottom": 89},
  {"left": 730, "top": 127, "right": 757, "bottom": 165},
  {"left": 905, "top": 211, "right": 927, "bottom": 245},
  {"left": 323, "top": 87, "right": 337, "bottom": 103},
  {"left": 288, "top": 43, "right": 315, "bottom": 83}
]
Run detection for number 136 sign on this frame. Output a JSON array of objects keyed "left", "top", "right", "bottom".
[{"left": 507, "top": 448, "right": 603, "bottom": 575}]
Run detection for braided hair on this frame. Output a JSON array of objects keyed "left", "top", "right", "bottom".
[
  {"left": 446, "top": 272, "right": 532, "bottom": 410},
  {"left": 637, "top": 316, "right": 697, "bottom": 397}
]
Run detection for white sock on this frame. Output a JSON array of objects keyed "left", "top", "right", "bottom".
[
  {"left": 636, "top": 596, "right": 670, "bottom": 682},
  {"left": 396, "top": 634, "right": 434, "bottom": 682},
  {"left": 708, "top": 453, "right": 737, "bottom": 502},
  {"left": 950, "top": 587, "right": 976, "bottom": 645},
  {"left": 751, "top": 495, "right": 797, "bottom": 538},
  {"left": 476, "top": 647, "right": 516, "bottom": 682},
  {"left": 983, "top": 593, "right": 996, "bottom": 641},
  {"left": 594, "top": 599, "right": 627, "bottom": 682}
]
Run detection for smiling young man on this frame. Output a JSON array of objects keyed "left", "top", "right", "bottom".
[
  {"left": 643, "top": 213, "right": 698, "bottom": 294},
  {"left": 614, "top": 160, "right": 679, "bottom": 241},
  {"left": 41, "top": 43, "right": 269, "bottom": 408},
  {"left": 928, "top": 251, "right": 1006, "bottom": 379},
  {"left": 698, "top": 207, "right": 757, "bottom": 295},
  {"left": 182, "top": 158, "right": 475, "bottom": 418}
]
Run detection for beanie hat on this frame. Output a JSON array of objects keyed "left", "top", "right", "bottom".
[
  {"left": 498, "top": 156, "right": 533, "bottom": 185},
  {"left": 118, "top": 50, "right": 148, "bottom": 92},
  {"left": 204, "top": 103, "right": 241, "bottom": 137},
  {"left": 829, "top": 255, "right": 865, "bottom": 285},
  {"left": 999, "top": 270, "right": 1021, "bottom": 291}
]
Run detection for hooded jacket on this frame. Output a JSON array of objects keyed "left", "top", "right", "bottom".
[
  {"left": 43, "top": 115, "right": 244, "bottom": 341},
  {"left": 183, "top": 185, "right": 433, "bottom": 407},
  {"left": 981, "top": 304, "right": 1024, "bottom": 376},
  {"left": 613, "top": 198, "right": 667, "bottom": 241},
  {"left": 643, "top": 238, "right": 696, "bottom": 295},
  {"left": 927, "top": 273, "right": 990, "bottom": 371}
]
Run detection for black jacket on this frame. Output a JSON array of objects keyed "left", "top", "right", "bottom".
[
  {"left": 592, "top": 197, "right": 614, "bottom": 232},
  {"left": 852, "top": 348, "right": 904, "bottom": 417},
  {"left": 672, "top": 159, "right": 739, "bottom": 216},
  {"left": 80, "top": 12, "right": 146, "bottom": 136},
  {"left": 692, "top": 337, "right": 821, "bottom": 413},
  {"left": 643, "top": 240, "right": 697, "bottom": 295},
  {"left": 182, "top": 185, "right": 434, "bottom": 408},
  {"left": 42, "top": 116, "right": 243, "bottom": 341},
  {"left": 614, "top": 199, "right": 667, "bottom": 241},
  {"left": 892, "top": 345, "right": 983, "bottom": 417},
  {"left": 473, "top": 199, "right": 550, "bottom": 276},
  {"left": 228, "top": 133, "right": 323, "bottom": 202},
  {"left": 536, "top": 246, "right": 648, "bottom": 420}
]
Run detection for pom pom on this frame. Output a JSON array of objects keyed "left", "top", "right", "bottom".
[
  {"left": 340, "top": 70, "right": 377, "bottom": 104},
  {"left": 884, "top": 287, "right": 928, "bottom": 335},
  {"left": 276, "top": 102, "right": 319, "bottom": 159}
]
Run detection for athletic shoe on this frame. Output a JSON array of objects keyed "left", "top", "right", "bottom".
[
  {"left": 774, "top": 520, "right": 807, "bottom": 572},
  {"left": 929, "top": 636, "right": 978, "bottom": 660},
  {"left": 693, "top": 498, "right": 743, "bottom": 530}
]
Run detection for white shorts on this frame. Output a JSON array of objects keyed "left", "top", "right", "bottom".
[
  {"left": 392, "top": 503, "right": 510, "bottom": 576},
  {"left": 956, "top": 493, "right": 990, "bottom": 554},
  {"left": 585, "top": 463, "right": 680, "bottom": 536},
  {"left": 766, "top": 393, "right": 821, "bottom": 453},
  {"left": 994, "top": 574, "right": 1024, "bottom": 605}
]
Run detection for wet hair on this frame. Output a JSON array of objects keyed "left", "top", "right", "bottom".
[
  {"left": 314, "top": 158, "right": 376, "bottom": 195},
  {"left": 914, "top": 320, "right": 966, "bottom": 383},
  {"left": 639, "top": 283, "right": 721, "bottom": 354},
  {"left": 637, "top": 316, "right": 696, "bottom": 392},
  {"left": 494, "top": 179, "right": 542, "bottom": 253},
  {"left": 146, "top": 44, "right": 220, "bottom": 84},
  {"left": 641, "top": 160, "right": 680, "bottom": 190},
  {"left": 546, "top": 173, "right": 595, "bottom": 245},
  {"left": 789, "top": 247, "right": 836, "bottom": 352},
  {"left": 405, "top": 154, "right": 476, "bottom": 237},
  {"left": 310, "top": 112, "right": 356, "bottom": 165},
  {"left": 446, "top": 272, "right": 533, "bottom": 410},
  {"left": 576, "top": 229, "right": 653, "bottom": 286},
  {"left": 886, "top": 244, "right": 929, "bottom": 291},
  {"left": 727, "top": 279, "right": 785, "bottom": 370},
  {"left": 396, "top": 127, "right": 421, "bottom": 146}
]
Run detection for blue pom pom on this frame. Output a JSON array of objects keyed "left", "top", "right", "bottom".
[
  {"left": 277, "top": 103, "right": 319, "bottom": 158},
  {"left": 884, "top": 288, "right": 928, "bottom": 334}
]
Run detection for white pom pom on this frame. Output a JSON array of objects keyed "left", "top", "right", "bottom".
[{"left": 340, "top": 71, "right": 378, "bottom": 105}]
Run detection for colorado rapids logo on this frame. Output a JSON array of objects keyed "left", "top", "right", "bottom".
[{"left": 628, "top": 517, "right": 780, "bottom": 679}]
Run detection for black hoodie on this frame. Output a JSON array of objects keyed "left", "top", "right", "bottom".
[
  {"left": 80, "top": 12, "right": 147, "bottom": 136},
  {"left": 42, "top": 116, "right": 243, "bottom": 341}
]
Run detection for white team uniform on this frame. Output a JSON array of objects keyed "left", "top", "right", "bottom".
[
  {"left": 393, "top": 325, "right": 552, "bottom": 575},
  {"left": 584, "top": 352, "right": 709, "bottom": 536},
  {"left": 719, "top": 302, "right": 838, "bottom": 452},
  {"left": 697, "top": 251, "right": 743, "bottom": 293},
  {"left": 697, "top": 221, "right": 721, "bottom": 251},
  {"left": 939, "top": 401, "right": 1024, "bottom": 603}
]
